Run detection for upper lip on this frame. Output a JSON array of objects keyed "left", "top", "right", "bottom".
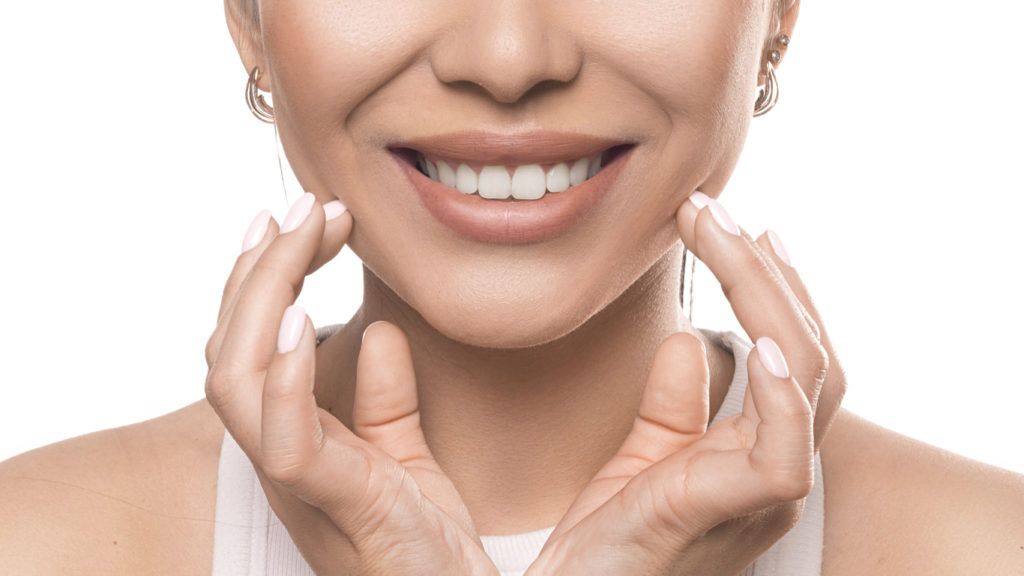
[{"left": 391, "top": 130, "right": 635, "bottom": 165}]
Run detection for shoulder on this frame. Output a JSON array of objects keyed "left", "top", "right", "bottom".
[
  {"left": 821, "top": 408, "right": 1024, "bottom": 575},
  {"left": 0, "top": 400, "right": 224, "bottom": 575}
]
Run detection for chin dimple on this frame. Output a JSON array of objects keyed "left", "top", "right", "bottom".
[{"left": 416, "top": 153, "right": 605, "bottom": 200}]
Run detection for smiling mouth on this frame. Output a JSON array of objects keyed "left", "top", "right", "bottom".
[
  {"left": 388, "top": 131, "right": 636, "bottom": 244},
  {"left": 402, "top": 145, "right": 631, "bottom": 201}
]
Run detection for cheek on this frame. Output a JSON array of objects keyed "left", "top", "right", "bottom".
[
  {"left": 254, "top": 0, "right": 770, "bottom": 348},
  {"left": 586, "top": 0, "right": 767, "bottom": 196},
  {"left": 258, "top": 1, "right": 441, "bottom": 190}
]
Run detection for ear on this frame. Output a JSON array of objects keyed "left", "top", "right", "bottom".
[
  {"left": 774, "top": 0, "right": 801, "bottom": 69},
  {"left": 224, "top": 0, "right": 270, "bottom": 91}
]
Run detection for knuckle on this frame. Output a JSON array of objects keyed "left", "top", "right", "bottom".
[
  {"left": 795, "top": 341, "right": 830, "bottom": 393},
  {"left": 204, "top": 331, "right": 222, "bottom": 368},
  {"left": 250, "top": 255, "right": 295, "bottom": 288},
  {"left": 263, "top": 377, "right": 305, "bottom": 404},
  {"left": 260, "top": 449, "right": 310, "bottom": 487},
  {"left": 805, "top": 315, "right": 822, "bottom": 342},
  {"left": 205, "top": 364, "right": 238, "bottom": 408},
  {"left": 828, "top": 359, "right": 849, "bottom": 398},
  {"left": 766, "top": 460, "right": 815, "bottom": 502},
  {"left": 782, "top": 398, "right": 814, "bottom": 423}
]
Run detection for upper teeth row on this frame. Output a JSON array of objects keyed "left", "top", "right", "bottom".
[{"left": 418, "top": 156, "right": 603, "bottom": 200}]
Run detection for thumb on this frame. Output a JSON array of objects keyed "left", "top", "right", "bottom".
[
  {"left": 354, "top": 321, "right": 480, "bottom": 535},
  {"left": 353, "top": 321, "right": 433, "bottom": 467}
]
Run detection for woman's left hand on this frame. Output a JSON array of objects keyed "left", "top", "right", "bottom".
[{"left": 525, "top": 192, "right": 846, "bottom": 575}]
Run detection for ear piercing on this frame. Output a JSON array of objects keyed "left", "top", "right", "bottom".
[
  {"left": 770, "top": 34, "right": 791, "bottom": 64},
  {"left": 246, "top": 66, "right": 275, "bottom": 123},
  {"left": 754, "top": 34, "right": 790, "bottom": 118}
]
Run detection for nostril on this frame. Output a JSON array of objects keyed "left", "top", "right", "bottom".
[{"left": 427, "top": 7, "right": 583, "bottom": 106}]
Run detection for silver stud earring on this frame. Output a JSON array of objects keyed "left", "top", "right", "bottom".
[{"left": 754, "top": 34, "right": 790, "bottom": 117}]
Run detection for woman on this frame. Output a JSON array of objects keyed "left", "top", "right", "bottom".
[{"left": 1, "top": 1, "right": 1022, "bottom": 574}]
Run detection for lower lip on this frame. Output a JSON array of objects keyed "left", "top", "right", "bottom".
[{"left": 397, "top": 149, "right": 632, "bottom": 245}]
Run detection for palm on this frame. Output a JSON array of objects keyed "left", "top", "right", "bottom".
[
  {"left": 204, "top": 201, "right": 497, "bottom": 575},
  {"left": 251, "top": 323, "right": 498, "bottom": 575},
  {"left": 526, "top": 332, "right": 813, "bottom": 575}
]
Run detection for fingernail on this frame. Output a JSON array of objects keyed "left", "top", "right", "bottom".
[
  {"left": 241, "top": 209, "right": 272, "bottom": 254},
  {"left": 707, "top": 198, "right": 740, "bottom": 236},
  {"left": 280, "top": 192, "right": 316, "bottom": 234},
  {"left": 323, "top": 200, "right": 347, "bottom": 222},
  {"left": 689, "top": 191, "right": 711, "bottom": 210},
  {"left": 277, "top": 305, "right": 307, "bottom": 354},
  {"left": 766, "top": 229, "right": 792, "bottom": 267},
  {"left": 756, "top": 337, "right": 790, "bottom": 379}
]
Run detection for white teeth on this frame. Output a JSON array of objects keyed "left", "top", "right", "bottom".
[
  {"left": 478, "top": 166, "right": 512, "bottom": 199},
  {"left": 546, "top": 163, "right": 570, "bottom": 193},
  {"left": 437, "top": 161, "right": 456, "bottom": 187},
  {"left": 421, "top": 153, "right": 606, "bottom": 200},
  {"left": 511, "top": 164, "right": 546, "bottom": 200},
  {"left": 455, "top": 163, "right": 478, "bottom": 195},
  {"left": 569, "top": 158, "right": 590, "bottom": 187}
]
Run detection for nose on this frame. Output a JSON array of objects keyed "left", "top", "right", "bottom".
[{"left": 429, "top": 1, "right": 583, "bottom": 104}]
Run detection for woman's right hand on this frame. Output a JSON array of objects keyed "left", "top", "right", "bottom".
[{"left": 204, "top": 193, "right": 498, "bottom": 576}]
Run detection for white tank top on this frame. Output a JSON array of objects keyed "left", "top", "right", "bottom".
[{"left": 212, "top": 331, "right": 825, "bottom": 576}]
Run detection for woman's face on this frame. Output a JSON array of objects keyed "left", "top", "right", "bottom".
[{"left": 232, "top": 1, "right": 788, "bottom": 348}]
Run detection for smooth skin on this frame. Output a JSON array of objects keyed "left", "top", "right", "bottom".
[
  {"left": 3, "top": 0, "right": 1024, "bottom": 574},
  {"left": 202, "top": 192, "right": 828, "bottom": 576},
  {"left": 2, "top": 196, "right": 1021, "bottom": 574}
]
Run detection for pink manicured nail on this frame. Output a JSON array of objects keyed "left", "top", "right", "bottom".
[
  {"left": 277, "top": 305, "right": 307, "bottom": 354},
  {"left": 766, "top": 229, "right": 792, "bottom": 267},
  {"left": 756, "top": 337, "right": 790, "bottom": 379},
  {"left": 689, "top": 191, "right": 711, "bottom": 210},
  {"left": 280, "top": 192, "right": 316, "bottom": 234},
  {"left": 241, "top": 209, "right": 272, "bottom": 254},
  {"left": 323, "top": 200, "right": 347, "bottom": 222},
  {"left": 707, "top": 198, "right": 740, "bottom": 236}
]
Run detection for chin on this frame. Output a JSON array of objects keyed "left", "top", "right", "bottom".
[
  {"left": 421, "top": 293, "right": 593, "bottom": 350},
  {"left": 412, "top": 263, "right": 607, "bottom": 350}
]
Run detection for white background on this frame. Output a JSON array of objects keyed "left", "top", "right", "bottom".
[{"left": 1, "top": 1, "right": 1022, "bottom": 474}]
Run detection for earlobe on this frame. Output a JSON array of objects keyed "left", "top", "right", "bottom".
[{"left": 224, "top": 0, "right": 269, "bottom": 91}]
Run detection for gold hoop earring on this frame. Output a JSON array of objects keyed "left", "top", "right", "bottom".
[{"left": 246, "top": 66, "right": 275, "bottom": 123}]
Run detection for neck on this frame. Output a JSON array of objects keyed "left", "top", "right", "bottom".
[{"left": 314, "top": 244, "right": 734, "bottom": 535}]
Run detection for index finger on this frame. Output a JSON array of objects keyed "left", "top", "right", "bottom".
[
  {"left": 207, "top": 194, "right": 351, "bottom": 450},
  {"left": 675, "top": 192, "right": 827, "bottom": 412}
]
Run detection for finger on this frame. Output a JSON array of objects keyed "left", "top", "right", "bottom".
[
  {"left": 206, "top": 193, "right": 327, "bottom": 451},
  {"left": 257, "top": 309, "right": 404, "bottom": 542},
  {"left": 675, "top": 194, "right": 827, "bottom": 411},
  {"left": 756, "top": 230, "right": 846, "bottom": 449},
  {"left": 353, "top": 321, "right": 435, "bottom": 468},
  {"left": 222, "top": 210, "right": 279, "bottom": 322},
  {"left": 548, "top": 333, "right": 710, "bottom": 540},
  {"left": 206, "top": 212, "right": 280, "bottom": 367},
  {"left": 260, "top": 306, "right": 322, "bottom": 479},
  {"left": 216, "top": 196, "right": 348, "bottom": 350},
  {"left": 626, "top": 338, "right": 813, "bottom": 539},
  {"left": 353, "top": 321, "right": 480, "bottom": 535},
  {"left": 607, "top": 332, "right": 709, "bottom": 475},
  {"left": 745, "top": 337, "right": 815, "bottom": 501},
  {"left": 308, "top": 200, "right": 352, "bottom": 275}
]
